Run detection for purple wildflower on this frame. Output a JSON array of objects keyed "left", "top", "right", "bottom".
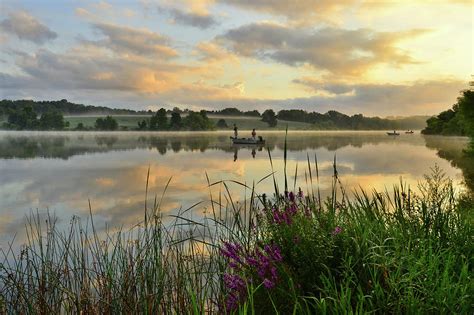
[
  {"left": 225, "top": 292, "right": 240, "bottom": 311},
  {"left": 221, "top": 242, "right": 243, "bottom": 264},
  {"left": 269, "top": 265, "right": 278, "bottom": 281},
  {"left": 332, "top": 226, "right": 343, "bottom": 236},
  {"left": 282, "top": 212, "right": 292, "bottom": 225},
  {"left": 224, "top": 273, "right": 246, "bottom": 291},
  {"left": 263, "top": 278, "right": 275, "bottom": 289},
  {"left": 264, "top": 244, "right": 283, "bottom": 262},
  {"left": 289, "top": 191, "right": 295, "bottom": 202},
  {"left": 287, "top": 203, "right": 298, "bottom": 215},
  {"left": 272, "top": 208, "right": 283, "bottom": 224},
  {"left": 229, "top": 261, "right": 239, "bottom": 269},
  {"left": 246, "top": 256, "right": 259, "bottom": 267}
]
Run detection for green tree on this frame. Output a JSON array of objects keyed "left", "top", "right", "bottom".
[
  {"left": 183, "top": 111, "right": 214, "bottom": 130},
  {"left": 243, "top": 110, "right": 260, "bottom": 117},
  {"left": 458, "top": 90, "right": 474, "bottom": 135},
  {"left": 7, "top": 106, "right": 39, "bottom": 130},
  {"left": 95, "top": 116, "right": 118, "bottom": 130},
  {"left": 150, "top": 108, "right": 168, "bottom": 130},
  {"left": 262, "top": 109, "right": 277, "bottom": 127},
  {"left": 218, "top": 108, "right": 242, "bottom": 115},
  {"left": 458, "top": 89, "right": 474, "bottom": 150},
  {"left": 169, "top": 112, "right": 182, "bottom": 130},
  {"left": 172, "top": 107, "right": 182, "bottom": 114},
  {"left": 422, "top": 98, "right": 466, "bottom": 136},
  {"left": 137, "top": 120, "right": 148, "bottom": 130},
  {"left": 216, "top": 118, "right": 228, "bottom": 128},
  {"left": 39, "top": 111, "right": 67, "bottom": 130}
]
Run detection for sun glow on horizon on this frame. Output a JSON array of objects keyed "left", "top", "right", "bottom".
[{"left": 0, "top": 0, "right": 472, "bottom": 116}]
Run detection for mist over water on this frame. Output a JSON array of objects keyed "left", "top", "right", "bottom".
[{"left": 0, "top": 130, "right": 471, "bottom": 245}]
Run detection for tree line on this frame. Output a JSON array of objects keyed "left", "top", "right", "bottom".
[
  {"left": 3, "top": 106, "right": 69, "bottom": 130},
  {"left": 422, "top": 89, "right": 474, "bottom": 151},
  {"left": 0, "top": 99, "right": 140, "bottom": 116},
  {"left": 1, "top": 99, "right": 436, "bottom": 131},
  {"left": 1, "top": 106, "right": 217, "bottom": 131},
  {"left": 422, "top": 89, "right": 473, "bottom": 136},
  {"left": 136, "top": 109, "right": 214, "bottom": 131}
]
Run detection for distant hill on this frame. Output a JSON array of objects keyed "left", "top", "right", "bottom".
[{"left": 0, "top": 99, "right": 145, "bottom": 116}]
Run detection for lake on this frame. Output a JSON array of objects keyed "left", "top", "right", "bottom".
[{"left": 0, "top": 130, "right": 472, "bottom": 244}]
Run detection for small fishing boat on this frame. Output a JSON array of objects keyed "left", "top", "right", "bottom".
[
  {"left": 405, "top": 130, "right": 414, "bottom": 134},
  {"left": 387, "top": 131, "right": 400, "bottom": 136},
  {"left": 230, "top": 136, "right": 265, "bottom": 145}
]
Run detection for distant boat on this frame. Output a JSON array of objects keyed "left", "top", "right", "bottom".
[
  {"left": 230, "top": 136, "right": 265, "bottom": 145},
  {"left": 405, "top": 130, "right": 414, "bottom": 134},
  {"left": 387, "top": 131, "right": 400, "bottom": 136}
]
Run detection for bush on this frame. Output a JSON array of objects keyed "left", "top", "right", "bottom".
[
  {"left": 262, "top": 109, "right": 277, "bottom": 127},
  {"left": 95, "top": 116, "right": 118, "bottom": 130},
  {"left": 219, "top": 167, "right": 473, "bottom": 314},
  {"left": 216, "top": 118, "right": 228, "bottom": 128}
]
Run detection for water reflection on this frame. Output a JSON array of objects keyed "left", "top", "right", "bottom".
[
  {"left": 0, "top": 131, "right": 428, "bottom": 160},
  {"left": 424, "top": 135, "right": 474, "bottom": 192},
  {"left": 0, "top": 131, "right": 471, "bottom": 245},
  {"left": 232, "top": 144, "right": 264, "bottom": 161}
]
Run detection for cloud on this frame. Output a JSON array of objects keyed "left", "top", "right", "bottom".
[
  {"left": 0, "top": 39, "right": 242, "bottom": 101},
  {"left": 0, "top": 11, "right": 57, "bottom": 44},
  {"left": 75, "top": 2, "right": 137, "bottom": 21},
  {"left": 193, "top": 41, "right": 238, "bottom": 63},
  {"left": 288, "top": 78, "right": 467, "bottom": 115},
  {"left": 164, "top": 7, "right": 217, "bottom": 29},
  {"left": 218, "top": 0, "right": 471, "bottom": 24},
  {"left": 219, "top": 22, "right": 428, "bottom": 75},
  {"left": 91, "top": 22, "right": 178, "bottom": 58},
  {"left": 0, "top": 47, "right": 186, "bottom": 93},
  {"left": 218, "top": 0, "right": 356, "bottom": 23}
]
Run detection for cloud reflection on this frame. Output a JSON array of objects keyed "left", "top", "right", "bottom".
[{"left": 0, "top": 131, "right": 470, "bottom": 245}]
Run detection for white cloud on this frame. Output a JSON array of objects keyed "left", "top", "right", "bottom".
[
  {"left": 219, "top": 22, "right": 428, "bottom": 76},
  {"left": 0, "top": 11, "right": 57, "bottom": 44}
]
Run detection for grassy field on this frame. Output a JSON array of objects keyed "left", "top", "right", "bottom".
[
  {"left": 1, "top": 149, "right": 472, "bottom": 314},
  {"left": 64, "top": 115, "right": 314, "bottom": 130},
  {"left": 65, "top": 115, "right": 151, "bottom": 129}
]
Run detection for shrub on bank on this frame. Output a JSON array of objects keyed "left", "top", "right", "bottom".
[{"left": 219, "top": 167, "right": 472, "bottom": 314}]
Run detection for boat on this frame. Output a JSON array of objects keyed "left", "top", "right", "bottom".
[
  {"left": 405, "top": 130, "right": 414, "bottom": 134},
  {"left": 230, "top": 136, "right": 265, "bottom": 145},
  {"left": 387, "top": 131, "right": 400, "bottom": 136}
]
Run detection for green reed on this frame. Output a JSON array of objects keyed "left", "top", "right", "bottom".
[{"left": 0, "top": 147, "right": 472, "bottom": 314}]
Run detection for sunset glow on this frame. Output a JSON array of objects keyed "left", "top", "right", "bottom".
[{"left": 0, "top": 0, "right": 472, "bottom": 115}]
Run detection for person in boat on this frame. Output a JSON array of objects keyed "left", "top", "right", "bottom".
[
  {"left": 233, "top": 124, "right": 238, "bottom": 138},
  {"left": 251, "top": 128, "right": 256, "bottom": 139}
]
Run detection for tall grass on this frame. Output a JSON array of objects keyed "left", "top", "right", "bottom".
[{"left": 0, "top": 147, "right": 472, "bottom": 313}]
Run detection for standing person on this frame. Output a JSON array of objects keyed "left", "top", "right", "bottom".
[
  {"left": 251, "top": 128, "right": 256, "bottom": 139},
  {"left": 233, "top": 124, "right": 238, "bottom": 138}
]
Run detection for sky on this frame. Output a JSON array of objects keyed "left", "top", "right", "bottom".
[{"left": 0, "top": 0, "right": 472, "bottom": 116}]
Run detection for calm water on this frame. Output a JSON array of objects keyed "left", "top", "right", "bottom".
[{"left": 0, "top": 130, "right": 472, "bottom": 244}]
